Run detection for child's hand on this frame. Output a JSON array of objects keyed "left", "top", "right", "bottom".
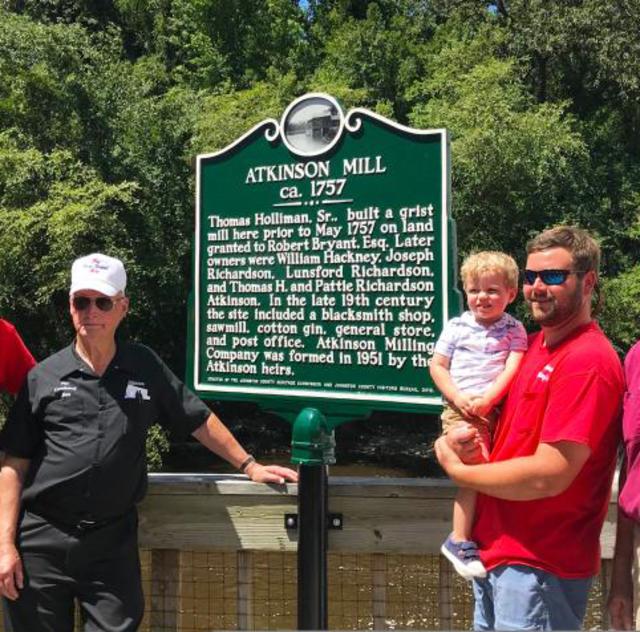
[
  {"left": 469, "top": 397, "right": 493, "bottom": 419},
  {"left": 452, "top": 392, "right": 478, "bottom": 418}
]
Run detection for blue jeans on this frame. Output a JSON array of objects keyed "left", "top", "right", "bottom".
[{"left": 472, "top": 565, "right": 592, "bottom": 631}]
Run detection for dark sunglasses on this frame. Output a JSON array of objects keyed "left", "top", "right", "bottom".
[
  {"left": 523, "top": 269, "right": 573, "bottom": 286},
  {"left": 72, "top": 296, "right": 122, "bottom": 312}
]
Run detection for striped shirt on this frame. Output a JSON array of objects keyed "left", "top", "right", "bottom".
[{"left": 435, "top": 311, "right": 527, "bottom": 395}]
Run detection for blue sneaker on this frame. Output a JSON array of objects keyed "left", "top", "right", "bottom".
[{"left": 440, "top": 534, "right": 487, "bottom": 580}]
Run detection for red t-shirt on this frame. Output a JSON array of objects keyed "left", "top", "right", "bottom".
[
  {"left": 0, "top": 319, "right": 35, "bottom": 394},
  {"left": 472, "top": 322, "right": 623, "bottom": 578}
]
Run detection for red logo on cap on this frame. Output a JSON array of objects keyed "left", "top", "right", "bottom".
[{"left": 85, "top": 258, "right": 108, "bottom": 274}]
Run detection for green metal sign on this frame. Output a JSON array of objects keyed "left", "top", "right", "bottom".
[{"left": 189, "top": 93, "right": 461, "bottom": 418}]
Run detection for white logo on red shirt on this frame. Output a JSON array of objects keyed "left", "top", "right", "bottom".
[{"left": 536, "top": 364, "right": 555, "bottom": 382}]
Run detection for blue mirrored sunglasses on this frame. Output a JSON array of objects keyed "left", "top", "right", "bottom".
[{"left": 523, "top": 269, "right": 573, "bottom": 286}]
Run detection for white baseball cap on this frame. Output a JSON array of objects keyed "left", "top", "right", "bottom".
[{"left": 69, "top": 253, "right": 127, "bottom": 297}]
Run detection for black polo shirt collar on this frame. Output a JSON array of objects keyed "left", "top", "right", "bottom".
[
  {"left": 47, "top": 343, "right": 88, "bottom": 380},
  {"left": 54, "top": 341, "right": 140, "bottom": 380}
]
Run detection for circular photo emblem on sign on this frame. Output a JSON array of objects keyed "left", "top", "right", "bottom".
[{"left": 281, "top": 94, "right": 344, "bottom": 157}]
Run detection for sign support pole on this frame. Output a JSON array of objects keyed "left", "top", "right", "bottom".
[
  {"left": 292, "top": 408, "right": 335, "bottom": 630},
  {"left": 297, "top": 463, "right": 328, "bottom": 630}
]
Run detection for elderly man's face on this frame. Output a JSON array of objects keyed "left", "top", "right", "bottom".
[{"left": 70, "top": 289, "right": 128, "bottom": 342}]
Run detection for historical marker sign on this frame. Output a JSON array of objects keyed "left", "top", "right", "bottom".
[{"left": 190, "top": 94, "right": 461, "bottom": 415}]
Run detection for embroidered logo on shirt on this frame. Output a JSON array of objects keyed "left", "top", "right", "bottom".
[
  {"left": 536, "top": 364, "right": 555, "bottom": 382},
  {"left": 124, "top": 380, "right": 151, "bottom": 401},
  {"left": 53, "top": 381, "right": 78, "bottom": 398}
]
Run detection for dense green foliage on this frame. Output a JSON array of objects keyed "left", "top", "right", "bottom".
[{"left": 0, "top": 2, "right": 639, "bottom": 425}]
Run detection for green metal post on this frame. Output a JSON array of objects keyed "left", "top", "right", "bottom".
[{"left": 292, "top": 408, "right": 335, "bottom": 630}]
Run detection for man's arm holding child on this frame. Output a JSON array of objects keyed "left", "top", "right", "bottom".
[{"left": 435, "top": 436, "right": 590, "bottom": 501}]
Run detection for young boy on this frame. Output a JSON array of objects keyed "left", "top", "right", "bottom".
[{"left": 430, "top": 251, "right": 527, "bottom": 579}]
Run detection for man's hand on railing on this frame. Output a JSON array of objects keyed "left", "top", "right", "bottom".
[{"left": 244, "top": 461, "right": 298, "bottom": 485}]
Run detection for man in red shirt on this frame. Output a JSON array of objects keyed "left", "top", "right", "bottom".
[
  {"left": 0, "top": 320, "right": 34, "bottom": 396},
  {"left": 436, "top": 226, "right": 624, "bottom": 630}
]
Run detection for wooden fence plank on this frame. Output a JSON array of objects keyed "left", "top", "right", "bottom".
[
  {"left": 150, "top": 549, "right": 180, "bottom": 632},
  {"left": 438, "top": 555, "right": 452, "bottom": 631},
  {"left": 372, "top": 553, "right": 387, "bottom": 630},
  {"left": 237, "top": 550, "right": 254, "bottom": 630},
  {"left": 140, "top": 475, "right": 617, "bottom": 557}
]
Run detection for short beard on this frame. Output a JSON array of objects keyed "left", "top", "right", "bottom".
[{"left": 529, "top": 284, "right": 583, "bottom": 327}]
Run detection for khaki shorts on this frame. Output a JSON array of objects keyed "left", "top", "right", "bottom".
[{"left": 440, "top": 403, "right": 496, "bottom": 458}]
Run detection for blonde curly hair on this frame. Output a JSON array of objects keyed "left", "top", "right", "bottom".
[{"left": 460, "top": 251, "right": 519, "bottom": 290}]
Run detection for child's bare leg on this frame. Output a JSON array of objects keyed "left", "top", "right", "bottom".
[
  {"left": 452, "top": 487, "right": 477, "bottom": 542},
  {"left": 442, "top": 486, "right": 486, "bottom": 579},
  {"left": 440, "top": 419, "right": 490, "bottom": 580}
]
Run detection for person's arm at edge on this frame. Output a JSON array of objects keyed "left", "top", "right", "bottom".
[
  {"left": 5, "top": 323, "right": 35, "bottom": 396},
  {"left": 608, "top": 460, "right": 635, "bottom": 630},
  {"left": 191, "top": 413, "right": 298, "bottom": 484},
  {"left": 0, "top": 455, "right": 30, "bottom": 600},
  {"left": 470, "top": 350, "right": 525, "bottom": 417},
  {"left": 434, "top": 436, "right": 590, "bottom": 501}
]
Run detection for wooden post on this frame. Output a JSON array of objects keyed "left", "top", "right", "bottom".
[
  {"left": 438, "top": 555, "right": 452, "bottom": 631},
  {"left": 237, "top": 550, "right": 254, "bottom": 630},
  {"left": 371, "top": 553, "right": 387, "bottom": 630},
  {"left": 150, "top": 549, "right": 180, "bottom": 632}
]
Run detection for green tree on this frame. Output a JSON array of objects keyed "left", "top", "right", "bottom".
[
  {"left": 601, "top": 265, "right": 640, "bottom": 354},
  {"left": 309, "top": 1, "right": 436, "bottom": 118},
  {"left": 408, "top": 24, "right": 589, "bottom": 264},
  {"left": 486, "top": 0, "right": 640, "bottom": 278},
  {"left": 191, "top": 78, "right": 297, "bottom": 154},
  {"left": 113, "top": 0, "right": 309, "bottom": 90},
  {"left": 3, "top": 0, "right": 640, "bottom": 464},
  {"left": 0, "top": 10, "right": 202, "bottom": 371},
  {"left": 0, "top": 136, "right": 141, "bottom": 355}
]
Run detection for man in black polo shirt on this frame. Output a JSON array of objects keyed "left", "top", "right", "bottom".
[{"left": 0, "top": 253, "right": 298, "bottom": 632}]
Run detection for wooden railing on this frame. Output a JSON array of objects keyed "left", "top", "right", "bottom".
[
  {"left": 0, "top": 474, "right": 618, "bottom": 630},
  {"left": 136, "top": 474, "right": 617, "bottom": 631}
]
